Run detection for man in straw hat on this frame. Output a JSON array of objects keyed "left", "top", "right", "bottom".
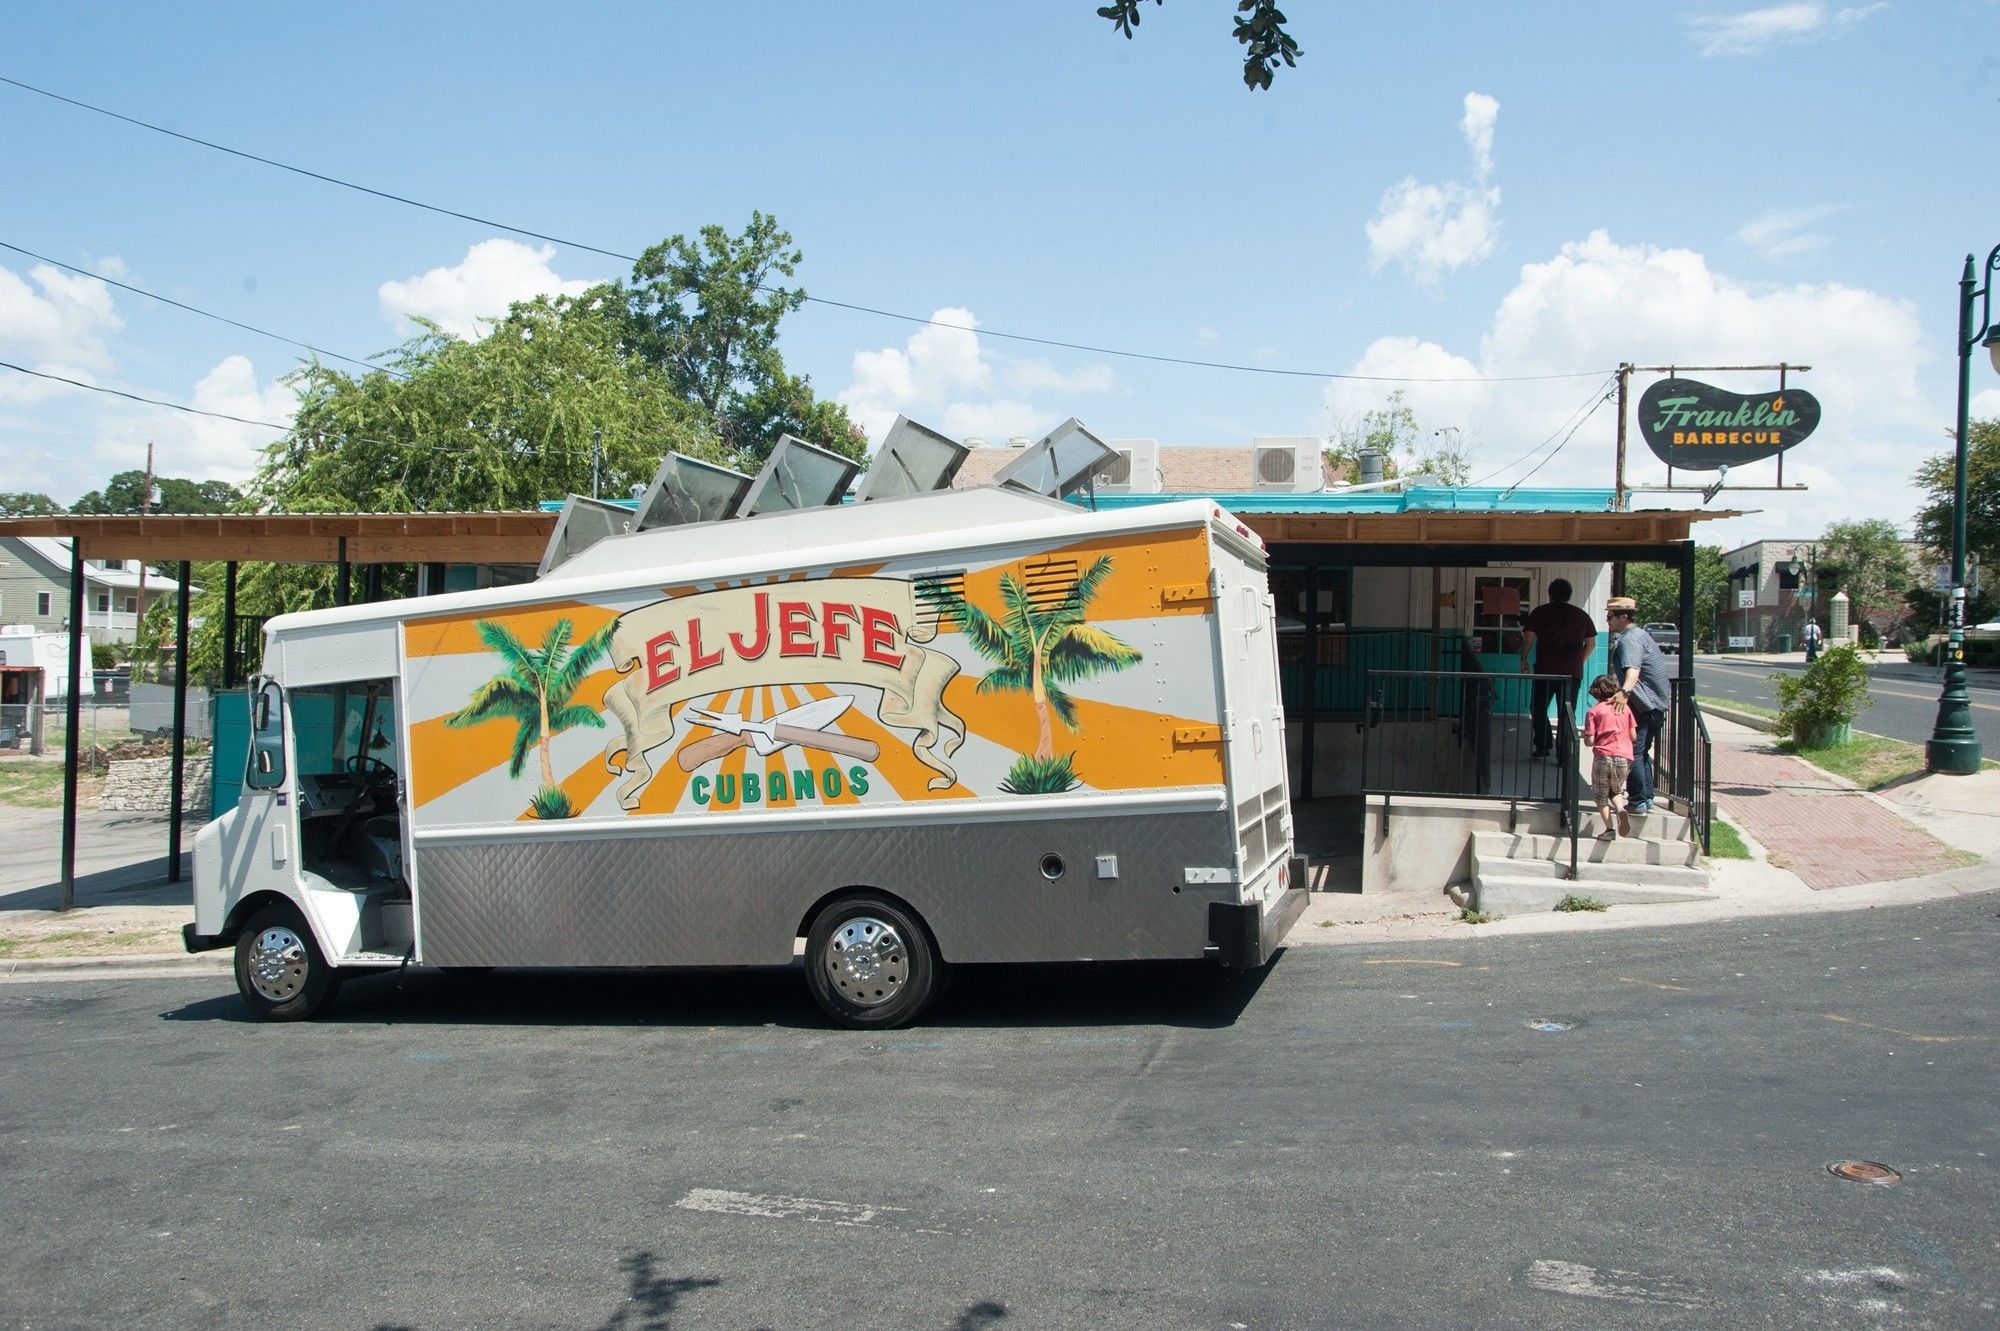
[{"left": 1605, "top": 596, "right": 1669, "bottom": 815}]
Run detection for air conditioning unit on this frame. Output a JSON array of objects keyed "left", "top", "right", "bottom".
[
  {"left": 1098, "top": 439, "right": 1161, "bottom": 494},
  {"left": 1251, "top": 436, "right": 1324, "bottom": 493}
]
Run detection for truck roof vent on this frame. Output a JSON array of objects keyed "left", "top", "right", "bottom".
[
  {"left": 854, "top": 416, "right": 970, "bottom": 502},
  {"left": 733, "top": 435, "right": 861, "bottom": 517}
]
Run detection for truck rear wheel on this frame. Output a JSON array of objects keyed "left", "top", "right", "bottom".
[
  {"left": 805, "top": 895, "right": 941, "bottom": 1029},
  {"left": 234, "top": 901, "right": 342, "bottom": 1021}
]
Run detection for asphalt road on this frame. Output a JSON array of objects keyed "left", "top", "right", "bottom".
[
  {"left": 1695, "top": 656, "right": 2000, "bottom": 751},
  {"left": 3, "top": 896, "right": 1997, "bottom": 1330}
]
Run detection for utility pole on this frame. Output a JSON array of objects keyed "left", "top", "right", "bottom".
[
  {"left": 134, "top": 441, "right": 154, "bottom": 670},
  {"left": 592, "top": 429, "right": 603, "bottom": 500},
  {"left": 1612, "top": 363, "right": 1632, "bottom": 512}
]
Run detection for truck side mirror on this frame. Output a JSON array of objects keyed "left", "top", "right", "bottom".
[{"left": 253, "top": 691, "right": 271, "bottom": 730}]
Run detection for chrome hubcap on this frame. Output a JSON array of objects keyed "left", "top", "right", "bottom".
[
  {"left": 826, "top": 917, "right": 906, "bottom": 1007},
  {"left": 247, "top": 926, "right": 309, "bottom": 1003}
]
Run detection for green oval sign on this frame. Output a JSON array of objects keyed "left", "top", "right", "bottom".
[{"left": 1637, "top": 377, "right": 1820, "bottom": 470}]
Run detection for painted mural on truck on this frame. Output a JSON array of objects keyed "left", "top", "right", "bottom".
[{"left": 400, "top": 527, "right": 1221, "bottom": 827}]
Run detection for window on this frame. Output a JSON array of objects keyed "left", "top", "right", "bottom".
[
  {"left": 37, "top": 592, "right": 51, "bottom": 617},
  {"left": 102, "top": 559, "right": 125, "bottom": 571},
  {"left": 1776, "top": 565, "right": 1800, "bottom": 591},
  {"left": 95, "top": 593, "right": 110, "bottom": 614},
  {"left": 1472, "top": 575, "right": 1533, "bottom": 656}
]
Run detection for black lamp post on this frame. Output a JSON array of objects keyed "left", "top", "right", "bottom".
[
  {"left": 1786, "top": 546, "right": 1817, "bottom": 656},
  {"left": 1926, "top": 245, "right": 2000, "bottom": 775}
]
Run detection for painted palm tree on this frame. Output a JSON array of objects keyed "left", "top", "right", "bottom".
[
  {"left": 944, "top": 555, "right": 1141, "bottom": 793},
  {"left": 446, "top": 617, "right": 615, "bottom": 818}
]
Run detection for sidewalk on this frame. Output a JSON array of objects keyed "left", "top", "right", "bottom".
[
  {"left": 1287, "top": 712, "right": 1999, "bottom": 945},
  {"left": 3, "top": 721, "right": 1997, "bottom": 974}
]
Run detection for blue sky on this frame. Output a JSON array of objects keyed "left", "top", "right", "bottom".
[{"left": 3, "top": 1, "right": 1996, "bottom": 547}]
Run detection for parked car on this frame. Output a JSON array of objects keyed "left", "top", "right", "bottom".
[{"left": 1643, "top": 622, "right": 1680, "bottom": 654}]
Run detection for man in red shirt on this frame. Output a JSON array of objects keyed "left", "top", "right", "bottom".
[{"left": 1519, "top": 578, "right": 1597, "bottom": 759}]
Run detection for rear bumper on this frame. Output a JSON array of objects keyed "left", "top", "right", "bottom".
[
  {"left": 1207, "top": 859, "right": 1310, "bottom": 969},
  {"left": 182, "top": 923, "right": 229, "bottom": 954}
]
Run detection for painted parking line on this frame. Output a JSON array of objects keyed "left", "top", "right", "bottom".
[
  {"left": 672, "top": 1187, "right": 953, "bottom": 1235},
  {"left": 1523, "top": 1259, "right": 1708, "bottom": 1308}
]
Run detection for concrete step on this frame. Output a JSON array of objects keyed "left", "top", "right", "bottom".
[
  {"left": 1472, "top": 855, "right": 1711, "bottom": 891},
  {"left": 1579, "top": 809, "right": 1693, "bottom": 841},
  {"left": 1473, "top": 831, "right": 1702, "bottom": 872},
  {"left": 1471, "top": 872, "right": 1720, "bottom": 915}
]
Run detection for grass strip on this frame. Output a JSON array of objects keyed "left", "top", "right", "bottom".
[{"left": 1706, "top": 818, "right": 1751, "bottom": 860}]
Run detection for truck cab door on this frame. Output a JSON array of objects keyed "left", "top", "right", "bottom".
[{"left": 217, "top": 677, "right": 298, "bottom": 906}]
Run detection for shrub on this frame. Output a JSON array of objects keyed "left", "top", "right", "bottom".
[
  {"left": 1553, "top": 894, "right": 1608, "bottom": 912},
  {"left": 1774, "top": 643, "right": 1873, "bottom": 742}
]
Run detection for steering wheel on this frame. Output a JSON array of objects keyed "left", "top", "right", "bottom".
[{"left": 345, "top": 753, "right": 395, "bottom": 782}]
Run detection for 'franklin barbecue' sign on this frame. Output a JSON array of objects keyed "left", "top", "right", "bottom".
[{"left": 1636, "top": 377, "right": 1820, "bottom": 470}]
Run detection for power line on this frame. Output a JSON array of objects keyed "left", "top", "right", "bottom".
[
  {"left": 1469, "top": 375, "right": 1616, "bottom": 487},
  {"left": 0, "top": 240, "right": 407, "bottom": 380},
  {"left": 0, "top": 359, "right": 588, "bottom": 458},
  {"left": 1501, "top": 384, "right": 1617, "bottom": 497},
  {"left": 1, "top": 73, "right": 1613, "bottom": 387},
  {"left": 0, "top": 359, "right": 292, "bottom": 430}
]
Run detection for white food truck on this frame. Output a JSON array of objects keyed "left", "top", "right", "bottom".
[{"left": 186, "top": 430, "right": 1303, "bottom": 1027}]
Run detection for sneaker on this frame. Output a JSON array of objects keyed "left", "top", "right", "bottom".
[
  {"left": 1629, "top": 801, "right": 1651, "bottom": 815},
  {"left": 1595, "top": 829, "right": 1617, "bottom": 842}
]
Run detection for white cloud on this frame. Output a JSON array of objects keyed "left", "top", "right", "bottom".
[
  {"left": 0, "top": 260, "right": 123, "bottom": 379},
  {"left": 173, "top": 355, "right": 299, "bottom": 478},
  {"left": 1736, "top": 205, "right": 1840, "bottom": 260},
  {"left": 1325, "top": 229, "right": 1934, "bottom": 542},
  {"left": 1462, "top": 92, "right": 1499, "bottom": 182},
  {"left": 1367, "top": 93, "right": 1502, "bottom": 286},
  {"left": 838, "top": 307, "right": 1115, "bottom": 448},
  {"left": 1685, "top": 3, "right": 1887, "bottom": 58},
  {"left": 1196, "top": 326, "right": 1220, "bottom": 344},
  {"left": 378, "top": 239, "right": 591, "bottom": 340}
]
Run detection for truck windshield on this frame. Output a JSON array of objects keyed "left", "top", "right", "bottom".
[{"left": 290, "top": 681, "right": 398, "bottom": 777}]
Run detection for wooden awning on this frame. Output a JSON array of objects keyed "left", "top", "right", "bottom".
[
  {"left": 0, "top": 512, "right": 557, "bottom": 565},
  {"left": 1, "top": 502, "right": 1730, "bottom": 568}
]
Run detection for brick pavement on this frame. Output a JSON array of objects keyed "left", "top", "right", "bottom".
[{"left": 1711, "top": 741, "right": 1966, "bottom": 889}]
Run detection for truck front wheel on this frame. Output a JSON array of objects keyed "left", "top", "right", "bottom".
[
  {"left": 805, "top": 895, "right": 942, "bottom": 1029},
  {"left": 234, "top": 902, "right": 342, "bottom": 1021}
]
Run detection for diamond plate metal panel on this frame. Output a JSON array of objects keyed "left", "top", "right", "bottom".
[{"left": 416, "top": 810, "right": 1236, "bottom": 968}]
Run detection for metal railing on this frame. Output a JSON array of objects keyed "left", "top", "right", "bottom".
[
  {"left": 1659, "top": 678, "right": 1713, "bottom": 853},
  {"left": 1360, "top": 665, "right": 1581, "bottom": 879}
]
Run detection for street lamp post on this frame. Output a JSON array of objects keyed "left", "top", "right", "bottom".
[
  {"left": 1787, "top": 546, "right": 1817, "bottom": 658},
  {"left": 1926, "top": 245, "right": 2000, "bottom": 775}
]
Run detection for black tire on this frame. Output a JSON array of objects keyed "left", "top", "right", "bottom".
[
  {"left": 233, "top": 901, "right": 342, "bottom": 1021},
  {"left": 804, "top": 894, "right": 942, "bottom": 1029}
]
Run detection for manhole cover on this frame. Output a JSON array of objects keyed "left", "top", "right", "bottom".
[
  {"left": 1525, "top": 1019, "right": 1575, "bottom": 1033},
  {"left": 1828, "top": 1161, "right": 1901, "bottom": 1185}
]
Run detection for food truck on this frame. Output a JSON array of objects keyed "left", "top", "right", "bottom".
[{"left": 185, "top": 427, "right": 1304, "bottom": 1026}]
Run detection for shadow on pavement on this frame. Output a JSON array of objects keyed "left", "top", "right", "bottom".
[
  {"left": 0, "top": 855, "right": 192, "bottom": 912},
  {"left": 159, "top": 953, "right": 1282, "bottom": 1031}
]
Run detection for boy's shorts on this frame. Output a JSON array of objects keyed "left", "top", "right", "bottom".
[{"left": 1591, "top": 756, "right": 1631, "bottom": 805}]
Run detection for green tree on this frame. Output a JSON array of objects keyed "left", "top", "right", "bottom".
[
  {"left": 0, "top": 491, "right": 62, "bottom": 516},
  {"left": 263, "top": 298, "right": 706, "bottom": 516},
  {"left": 445, "top": 617, "right": 615, "bottom": 819},
  {"left": 943, "top": 556, "right": 1142, "bottom": 793},
  {"left": 1623, "top": 545, "right": 1730, "bottom": 646},
  {"left": 70, "top": 472, "right": 242, "bottom": 514},
  {"left": 1817, "top": 519, "right": 1915, "bottom": 636},
  {"left": 585, "top": 212, "right": 864, "bottom": 470},
  {"left": 1098, "top": 0, "right": 1302, "bottom": 90},
  {"left": 1911, "top": 416, "right": 1998, "bottom": 623},
  {"left": 1324, "top": 391, "right": 1472, "bottom": 486}
]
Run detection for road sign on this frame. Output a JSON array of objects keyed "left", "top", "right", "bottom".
[
  {"left": 1737, "top": 589, "right": 1755, "bottom": 608},
  {"left": 1728, "top": 635, "right": 1756, "bottom": 648}
]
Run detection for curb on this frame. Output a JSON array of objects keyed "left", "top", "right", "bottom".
[
  {"left": 1, "top": 952, "right": 231, "bottom": 982},
  {"left": 1702, "top": 704, "right": 1777, "bottom": 733}
]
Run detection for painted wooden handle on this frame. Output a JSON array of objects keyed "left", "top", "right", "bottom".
[
  {"left": 773, "top": 726, "right": 881, "bottom": 762},
  {"left": 677, "top": 732, "right": 748, "bottom": 771}
]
